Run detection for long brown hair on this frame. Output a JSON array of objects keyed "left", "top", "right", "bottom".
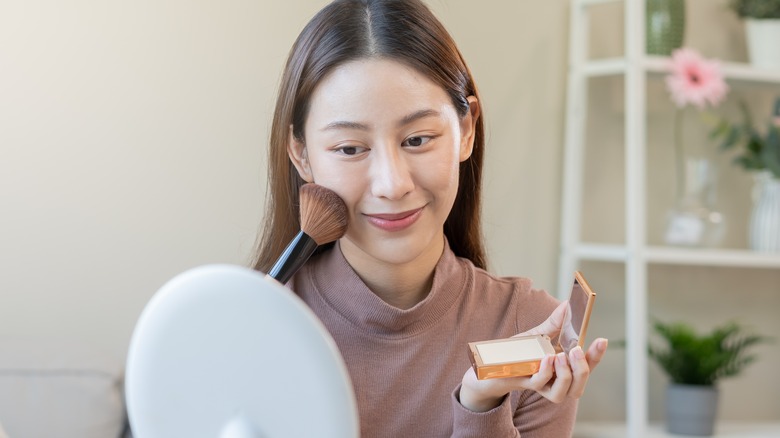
[{"left": 251, "top": 0, "right": 486, "bottom": 272}]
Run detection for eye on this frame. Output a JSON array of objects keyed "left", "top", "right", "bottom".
[
  {"left": 402, "top": 136, "right": 432, "bottom": 147},
  {"left": 335, "top": 145, "right": 368, "bottom": 156}
]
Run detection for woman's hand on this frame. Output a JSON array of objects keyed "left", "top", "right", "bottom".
[{"left": 459, "top": 301, "right": 608, "bottom": 412}]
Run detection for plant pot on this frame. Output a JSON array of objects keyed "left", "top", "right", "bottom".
[
  {"left": 745, "top": 19, "right": 780, "bottom": 70},
  {"left": 646, "top": 0, "right": 686, "bottom": 56},
  {"left": 665, "top": 384, "right": 719, "bottom": 436},
  {"left": 749, "top": 171, "right": 780, "bottom": 252}
]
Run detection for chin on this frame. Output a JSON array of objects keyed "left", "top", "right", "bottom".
[{"left": 348, "top": 232, "right": 443, "bottom": 266}]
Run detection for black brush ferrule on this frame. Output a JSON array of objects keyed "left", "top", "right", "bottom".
[{"left": 268, "top": 231, "right": 318, "bottom": 284}]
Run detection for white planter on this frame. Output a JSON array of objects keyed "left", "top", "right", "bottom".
[
  {"left": 745, "top": 19, "right": 780, "bottom": 70},
  {"left": 749, "top": 172, "right": 780, "bottom": 252}
]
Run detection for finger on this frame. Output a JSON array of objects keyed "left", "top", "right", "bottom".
[
  {"left": 585, "top": 338, "right": 608, "bottom": 371},
  {"left": 517, "top": 301, "right": 569, "bottom": 337},
  {"left": 544, "top": 352, "right": 573, "bottom": 403},
  {"left": 526, "top": 355, "right": 556, "bottom": 392},
  {"left": 566, "top": 346, "right": 590, "bottom": 399}
]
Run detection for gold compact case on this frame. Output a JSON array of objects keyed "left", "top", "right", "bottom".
[
  {"left": 468, "top": 335, "right": 556, "bottom": 380},
  {"left": 468, "top": 271, "right": 597, "bottom": 380}
]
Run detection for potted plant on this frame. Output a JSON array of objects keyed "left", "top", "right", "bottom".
[
  {"left": 649, "top": 320, "right": 770, "bottom": 436},
  {"left": 728, "top": 0, "right": 780, "bottom": 68},
  {"left": 710, "top": 98, "right": 780, "bottom": 252}
]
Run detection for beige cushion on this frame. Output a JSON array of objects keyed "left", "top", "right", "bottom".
[{"left": 0, "top": 338, "right": 127, "bottom": 438}]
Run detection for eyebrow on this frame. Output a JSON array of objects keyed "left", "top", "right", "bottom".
[
  {"left": 319, "top": 108, "right": 441, "bottom": 132},
  {"left": 398, "top": 109, "right": 441, "bottom": 126}
]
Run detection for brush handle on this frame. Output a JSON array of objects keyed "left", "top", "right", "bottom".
[{"left": 267, "top": 230, "right": 318, "bottom": 284}]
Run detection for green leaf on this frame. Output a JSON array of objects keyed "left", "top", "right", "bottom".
[
  {"left": 763, "top": 125, "right": 780, "bottom": 178},
  {"left": 648, "top": 319, "right": 772, "bottom": 386},
  {"left": 709, "top": 99, "right": 780, "bottom": 174},
  {"left": 720, "top": 126, "right": 742, "bottom": 150}
]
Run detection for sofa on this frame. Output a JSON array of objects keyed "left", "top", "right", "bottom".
[{"left": 0, "top": 338, "right": 130, "bottom": 438}]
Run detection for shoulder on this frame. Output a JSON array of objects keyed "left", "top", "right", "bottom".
[{"left": 456, "top": 255, "right": 561, "bottom": 333}]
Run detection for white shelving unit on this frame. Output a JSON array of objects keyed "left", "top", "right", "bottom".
[
  {"left": 558, "top": 1, "right": 780, "bottom": 437},
  {"left": 574, "top": 421, "right": 780, "bottom": 438}
]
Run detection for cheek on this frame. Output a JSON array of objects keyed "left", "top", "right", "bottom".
[
  {"left": 436, "top": 164, "right": 461, "bottom": 208},
  {"left": 417, "top": 145, "right": 462, "bottom": 193},
  {"left": 306, "top": 158, "right": 364, "bottom": 215},
  {"left": 425, "top": 162, "right": 458, "bottom": 193}
]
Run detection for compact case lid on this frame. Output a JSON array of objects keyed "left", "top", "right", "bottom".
[
  {"left": 558, "top": 271, "right": 596, "bottom": 354},
  {"left": 125, "top": 265, "right": 359, "bottom": 438}
]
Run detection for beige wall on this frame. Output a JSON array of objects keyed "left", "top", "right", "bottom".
[{"left": 1, "top": 0, "right": 777, "bottom": 423}]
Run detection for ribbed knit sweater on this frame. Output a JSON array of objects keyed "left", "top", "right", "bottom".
[{"left": 291, "top": 241, "right": 578, "bottom": 437}]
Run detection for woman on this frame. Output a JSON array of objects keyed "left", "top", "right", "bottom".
[{"left": 253, "top": 0, "right": 607, "bottom": 436}]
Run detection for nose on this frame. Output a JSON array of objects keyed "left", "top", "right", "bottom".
[{"left": 370, "top": 146, "right": 414, "bottom": 200}]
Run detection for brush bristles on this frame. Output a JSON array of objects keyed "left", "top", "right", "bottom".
[{"left": 299, "top": 183, "right": 348, "bottom": 245}]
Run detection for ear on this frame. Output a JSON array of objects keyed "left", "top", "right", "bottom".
[
  {"left": 287, "top": 125, "right": 314, "bottom": 183},
  {"left": 459, "top": 96, "right": 480, "bottom": 162}
]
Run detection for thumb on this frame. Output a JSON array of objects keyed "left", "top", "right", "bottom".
[{"left": 515, "top": 300, "right": 568, "bottom": 338}]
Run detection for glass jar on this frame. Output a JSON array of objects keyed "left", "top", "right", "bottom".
[{"left": 664, "top": 157, "right": 725, "bottom": 247}]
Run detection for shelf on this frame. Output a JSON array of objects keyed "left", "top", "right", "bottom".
[
  {"left": 573, "top": 243, "right": 628, "bottom": 262},
  {"left": 577, "top": 0, "right": 623, "bottom": 6},
  {"left": 645, "top": 246, "right": 780, "bottom": 268},
  {"left": 561, "top": 2, "right": 780, "bottom": 436},
  {"left": 574, "top": 243, "right": 780, "bottom": 268},
  {"left": 574, "top": 421, "right": 780, "bottom": 438},
  {"left": 579, "top": 56, "right": 780, "bottom": 85}
]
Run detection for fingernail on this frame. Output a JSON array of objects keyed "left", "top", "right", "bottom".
[
  {"left": 557, "top": 352, "right": 567, "bottom": 366},
  {"left": 572, "top": 346, "right": 585, "bottom": 361},
  {"left": 598, "top": 338, "right": 608, "bottom": 352}
]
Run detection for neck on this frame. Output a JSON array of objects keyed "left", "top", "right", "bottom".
[{"left": 339, "top": 236, "right": 444, "bottom": 310}]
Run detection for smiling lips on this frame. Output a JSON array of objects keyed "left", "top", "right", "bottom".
[{"left": 365, "top": 207, "right": 424, "bottom": 232}]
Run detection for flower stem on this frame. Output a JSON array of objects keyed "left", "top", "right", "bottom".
[{"left": 674, "top": 107, "right": 685, "bottom": 199}]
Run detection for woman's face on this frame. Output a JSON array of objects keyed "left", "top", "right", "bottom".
[{"left": 289, "top": 58, "right": 478, "bottom": 267}]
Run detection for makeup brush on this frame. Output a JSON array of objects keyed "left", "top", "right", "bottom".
[{"left": 267, "top": 183, "right": 348, "bottom": 284}]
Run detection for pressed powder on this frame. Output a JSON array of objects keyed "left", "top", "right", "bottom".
[{"left": 475, "top": 337, "right": 547, "bottom": 364}]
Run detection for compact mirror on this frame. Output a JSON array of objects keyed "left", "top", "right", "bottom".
[
  {"left": 558, "top": 271, "right": 596, "bottom": 354},
  {"left": 468, "top": 271, "right": 596, "bottom": 380}
]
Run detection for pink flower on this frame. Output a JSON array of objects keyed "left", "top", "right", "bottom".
[{"left": 665, "top": 48, "right": 729, "bottom": 109}]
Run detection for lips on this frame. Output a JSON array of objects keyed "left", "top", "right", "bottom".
[{"left": 365, "top": 207, "right": 424, "bottom": 232}]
